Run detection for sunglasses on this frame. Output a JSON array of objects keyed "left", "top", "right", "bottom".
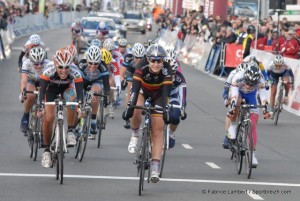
[
  {"left": 33, "top": 62, "right": 43, "bottom": 66},
  {"left": 119, "top": 45, "right": 126, "bottom": 48},
  {"left": 148, "top": 58, "right": 163, "bottom": 64},
  {"left": 57, "top": 66, "right": 70, "bottom": 70},
  {"left": 88, "top": 62, "right": 98, "bottom": 66},
  {"left": 134, "top": 56, "right": 143, "bottom": 60}
]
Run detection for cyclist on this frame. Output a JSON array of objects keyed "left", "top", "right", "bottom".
[
  {"left": 103, "top": 38, "right": 122, "bottom": 118},
  {"left": 90, "top": 38, "right": 102, "bottom": 48},
  {"left": 122, "top": 44, "right": 172, "bottom": 183},
  {"left": 117, "top": 37, "right": 130, "bottom": 56},
  {"left": 120, "top": 43, "right": 146, "bottom": 128},
  {"left": 267, "top": 54, "right": 294, "bottom": 117},
  {"left": 78, "top": 46, "right": 110, "bottom": 139},
  {"left": 18, "top": 34, "right": 46, "bottom": 72},
  {"left": 71, "top": 18, "right": 83, "bottom": 48},
  {"left": 20, "top": 46, "right": 49, "bottom": 134},
  {"left": 38, "top": 48, "right": 84, "bottom": 168},
  {"left": 227, "top": 66, "right": 270, "bottom": 167},
  {"left": 222, "top": 62, "right": 249, "bottom": 149},
  {"left": 144, "top": 39, "right": 154, "bottom": 49},
  {"left": 96, "top": 21, "right": 109, "bottom": 41},
  {"left": 164, "top": 58, "right": 187, "bottom": 148},
  {"left": 246, "top": 56, "right": 268, "bottom": 83},
  {"left": 165, "top": 48, "right": 182, "bottom": 73},
  {"left": 64, "top": 43, "right": 79, "bottom": 65}
]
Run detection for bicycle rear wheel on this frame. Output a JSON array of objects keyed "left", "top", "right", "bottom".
[
  {"left": 244, "top": 121, "right": 253, "bottom": 179},
  {"left": 28, "top": 130, "right": 34, "bottom": 158},
  {"left": 97, "top": 99, "right": 104, "bottom": 148},
  {"left": 159, "top": 125, "right": 168, "bottom": 178}
]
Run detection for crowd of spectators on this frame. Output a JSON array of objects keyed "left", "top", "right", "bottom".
[{"left": 154, "top": 5, "right": 300, "bottom": 60}]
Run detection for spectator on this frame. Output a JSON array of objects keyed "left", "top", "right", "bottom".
[
  {"left": 236, "top": 23, "right": 248, "bottom": 45},
  {"left": 282, "top": 29, "right": 299, "bottom": 59},
  {"left": 243, "top": 24, "right": 256, "bottom": 58},
  {"left": 223, "top": 15, "right": 232, "bottom": 27},
  {"left": 266, "top": 29, "right": 273, "bottom": 46},
  {"left": 272, "top": 28, "right": 286, "bottom": 52},
  {"left": 221, "top": 26, "right": 237, "bottom": 44}
]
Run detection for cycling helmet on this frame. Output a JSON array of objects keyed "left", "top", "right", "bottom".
[
  {"left": 236, "top": 62, "right": 248, "bottom": 73},
  {"left": 65, "top": 44, "right": 77, "bottom": 58},
  {"left": 248, "top": 60, "right": 258, "bottom": 69},
  {"left": 86, "top": 45, "right": 102, "bottom": 63},
  {"left": 28, "top": 46, "right": 46, "bottom": 64},
  {"left": 146, "top": 44, "right": 166, "bottom": 58},
  {"left": 118, "top": 37, "right": 128, "bottom": 46},
  {"left": 99, "top": 21, "right": 106, "bottom": 29},
  {"left": 166, "top": 48, "right": 177, "bottom": 60},
  {"left": 91, "top": 39, "right": 102, "bottom": 48},
  {"left": 247, "top": 25, "right": 256, "bottom": 34},
  {"left": 103, "top": 38, "right": 115, "bottom": 51},
  {"left": 75, "top": 18, "right": 81, "bottom": 24},
  {"left": 132, "top": 43, "right": 146, "bottom": 57},
  {"left": 101, "top": 48, "right": 112, "bottom": 64},
  {"left": 273, "top": 54, "right": 284, "bottom": 65},
  {"left": 144, "top": 39, "right": 153, "bottom": 49},
  {"left": 244, "top": 66, "right": 260, "bottom": 86},
  {"left": 123, "top": 53, "right": 134, "bottom": 67},
  {"left": 29, "top": 34, "right": 41, "bottom": 45},
  {"left": 53, "top": 49, "right": 73, "bottom": 67},
  {"left": 169, "top": 58, "right": 179, "bottom": 74}
]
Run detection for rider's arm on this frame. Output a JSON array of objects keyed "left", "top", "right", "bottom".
[
  {"left": 258, "top": 63, "right": 268, "bottom": 81},
  {"left": 38, "top": 76, "right": 49, "bottom": 105},
  {"left": 288, "top": 68, "right": 295, "bottom": 84},
  {"left": 161, "top": 63, "right": 173, "bottom": 109},
  {"left": 18, "top": 51, "right": 26, "bottom": 67}
]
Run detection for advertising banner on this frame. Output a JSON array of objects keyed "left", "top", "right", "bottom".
[
  {"left": 234, "top": 0, "right": 258, "bottom": 19},
  {"left": 224, "top": 43, "right": 243, "bottom": 68}
]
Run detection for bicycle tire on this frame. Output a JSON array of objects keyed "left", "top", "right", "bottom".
[
  {"left": 28, "top": 130, "right": 34, "bottom": 158},
  {"left": 33, "top": 117, "right": 41, "bottom": 161},
  {"left": 274, "top": 87, "right": 283, "bottom": 125},
  {"left": 57, "top": 119, "right": 64, "bottom": 184},
  {"left": 139, "top": 128, "right": 148, "bottom": 196},
  {"left": 244, "top": 121, "right": 253, "bottom": 179},
  {"left": 236, "top": 124, "right": 243, "bottom": 175},
  {"left": 78, "top": 113, "right": 90, "bottom": 162},
  {"left": 97, "top": 99, "right": 104, "bottom": 148},
  {"left": 159, "top": 125, "right": 168, "bottom": 178}
]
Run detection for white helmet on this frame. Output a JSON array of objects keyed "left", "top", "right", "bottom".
[
  {"left": 169, "top": 58, "right": 179, "bottom": 74},
  {"left": 166, "top": 48, "right": 177, "bottom": 60},
  {"left": 118, "top": 37, "right": 127, "bottom": 46},
  {"left": 29, "top": 34, "right": 41, "bottom": 45},
  {"left": 273, "top": 54, "right": 284, "bottom": 65},
  {"left": 86, "top": 45, "right": 102, "bottom": 63},
  {"left": 75, "top": 18, "right": 81, "bottom": 24},
  {"left": 237, "top": 62, "right": 248, "bottom": 73},
  {"left": 132, "top": 43, "right": 146, "bottom": 57},
  {"left": 99, "top": 21, "right": 106, "bottom": 29},
  {"left": 29, "top": 46, "right": 46, "bottom": 64},
  {"left": 91, "top": 39, "right": 102, "bottom": 48},
  {"left": 103, "top": 38, "right": 115, "bottom": 51}
]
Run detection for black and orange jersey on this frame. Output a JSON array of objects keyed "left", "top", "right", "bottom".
[{"left": 131, "top": 61, "right": 172, "bottom": 109}]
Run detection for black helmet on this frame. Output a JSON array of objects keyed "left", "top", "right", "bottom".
[
  {"left": 247, "top": 25, "right": 256, "bottom": 34},
  {"left": 144, "top": 39, "right": 153, "bottom": 49},
  {"left": 146, "top": 44, "right": 166, "bottom": 59},
  {"left": 123, "top": 53, "right": 134, "bottom": 67},
  {"left": 244, "top": 66, "right": 260, "bottom": 86}
]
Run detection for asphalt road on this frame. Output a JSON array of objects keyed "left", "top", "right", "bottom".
[{"left": 0, "top": 25, "right": 300, "bottom": 201}]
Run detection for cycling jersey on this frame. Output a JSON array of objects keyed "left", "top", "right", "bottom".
[
  {"left": 71, "top": 23, "right": 83, "bottom": 35},
  {"left": 21, "top": 59, "right": 50, "bottom": 82},
  {"left": 39, "top": 62, "right": 84, "bottom": 105},
  {"left": 170, "top": 71, "right": 187, "bottom": 106},
  {"left": 267, "top": 61, "right": 294, "bottom": 84},
  {"left": 78, "top": 58, "right": 110, "bottom": 95},
  {"left": 223, "top": 69, "right": 237, "bottom": 100},
  {"left": 131, "top": 61, "right": 173, "bottom": 112}
]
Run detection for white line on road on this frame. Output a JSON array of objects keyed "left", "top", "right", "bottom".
[
  {"left": 1, "top": 173, "right": 300, "bottom": 187},
  {"left": 181, "top": 144, "right": 193, "bottom": 149},
  {"left": 205, "top": 162, "right": 221, "bottom": 169},
  {"left": 247, "top": 190, "right": 264, "bottom": 200}
]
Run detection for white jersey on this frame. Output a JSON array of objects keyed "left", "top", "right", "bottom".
[
  {"left": 268, "top": 61, "right": 290, "bottom": 74},
  {"left": 226, "top": 69, "right": 237, "bottom": 85},
  {"left": 21, "top": 59, "right": 50, "bottom": 82}
]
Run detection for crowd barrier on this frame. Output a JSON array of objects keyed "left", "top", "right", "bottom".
[
  {"left": 157, "top": 29, "right": 300, "bottom": 116},
  {"left": 0, "top": 11, "right": 88, "bottom": 60}
]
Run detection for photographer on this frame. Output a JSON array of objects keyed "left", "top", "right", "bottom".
[{"left": 0, "top": 4, "right": 8, "bottom": 59}]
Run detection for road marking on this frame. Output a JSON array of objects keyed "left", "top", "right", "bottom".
[
  {"left": 181, "top": 144, "right": 193, "bottom": 149},
  {"left": 12, "top": 47, "right": 50, "bottom": 51},
  {"left": 1, "top": 173, "right": 300, "bottom": 187},
  {"left": 205, "top": 162, "right": 221, "bottom": 169},
  {"left": 247, "top": 190, "right": 264, "bottom": 200}
]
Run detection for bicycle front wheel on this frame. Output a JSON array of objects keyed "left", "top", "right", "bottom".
[
  {"left": 236, "top": 125, "right": 243, "bottom": 174},
  {"left": 159, "top": 125, "right": 168, "bottom": 178},
  {"left": 244, "top": 121, "right": 253, "bottom": 179},
  {"left": 139, "top": 132, "right": 148, "bottom": 196},
  {"left": 97, "top": 99, "right": 104, "bottom": 148},
  {"left": 33, "top": 117, "right": 42, "bottom": 161},
  {"left": 55, "top": 119, "right": 64, "bottom": 184},
  {"left": 78, "top": 114, "right": 90, "bottom": 162},
  {"left": 274, "top": 88, "right": 283, "bottom": 125}
]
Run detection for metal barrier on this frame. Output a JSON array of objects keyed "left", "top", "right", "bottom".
[{"left": 0, "top": 11, "right": 88, "bottom": 61}]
